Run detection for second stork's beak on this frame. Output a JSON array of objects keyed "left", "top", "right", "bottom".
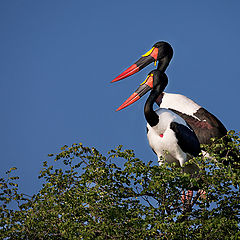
[
  {"left": 116, "top": 73, "right": 154, "bottom": 111},
  {"left": 111, "top": 47, "right": 159, "bottom": 83}
]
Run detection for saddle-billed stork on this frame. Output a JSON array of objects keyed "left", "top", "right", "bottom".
[
  {"left": 116, "top": 70, "right": 201, "bottom": 168},
  {"left": 116, "top": 70, "right": 201, "bottom": 203}
]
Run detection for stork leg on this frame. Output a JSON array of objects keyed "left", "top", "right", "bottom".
[
  {"left": 187, "top": 190, "right": 193, "bottom": 202},
  {"left": 181, "top": 189, "right": 194, "bottom": 214},
  {"left": 198, "top": 189, "right": 206, "bottom": 199},
  {"left": 181, "top": 190, "right": 185, "bottom": 204},
  {"left": 181, "top": 190, "right": 193, "bottom": 204},
  {"left": 181, "top": 189, "right": 206, "bottom": 212}
]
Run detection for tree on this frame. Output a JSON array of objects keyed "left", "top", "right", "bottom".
[{"left": 1, "top": 131, "right": 240, "bottom": 239}]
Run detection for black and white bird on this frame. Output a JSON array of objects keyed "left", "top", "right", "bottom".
[
  {"left": 115, "top": 70, "right": 201, "bottom": 203},
  {"left": 112, "top": 41, "right": 228, "bottom": 146},
  {"left": 116, "top": 70, "right": 201, "bottom": 171}
]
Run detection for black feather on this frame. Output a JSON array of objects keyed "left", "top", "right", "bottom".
[{"left": 170, "top": 122, "right": 201, "bottom": 157}]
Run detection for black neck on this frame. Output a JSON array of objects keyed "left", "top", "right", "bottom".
[
  {"left": 144, "top": 71, "right": 168, "bottom": 127},
  {"left": 157, "top": 55, "right": 172, "bottom": 72},
  {"left": 144, "top": 89, "right": 160, "bottom": 127}
]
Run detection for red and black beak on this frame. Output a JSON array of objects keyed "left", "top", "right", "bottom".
[
  {"left": 111, "top": 47, "right": 159, "bottom": 83},
  {"left": 116, "top": 73, "right": 154, "bottom": 111}
]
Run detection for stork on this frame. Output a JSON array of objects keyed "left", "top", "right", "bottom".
[
  {"left": 111, "top": 41, "right": 228, "bottom": 145},
  {"left": 116, "top": 70, "right": 201, "bottom": 165},
  {"left": 116, "top": 70, "right": 201, "bottom": 204}
]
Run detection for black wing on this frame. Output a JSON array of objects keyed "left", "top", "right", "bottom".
[
  {"left": 170, "top": 122, "right": 201, "bottom": 157},
  {"left": 169, "top": 107, "right": 227, "bottom": 145}
]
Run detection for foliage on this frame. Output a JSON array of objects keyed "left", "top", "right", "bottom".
[{"left": 0, "top": 131, "right": 240, "bottom": 239}]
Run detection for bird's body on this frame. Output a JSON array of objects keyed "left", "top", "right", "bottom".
[
  {"left": 156, "top": 92, "right": 227, "bottom": 145},
  {"left": 147, "top": 108, "right": 200, "bottom": 167}
]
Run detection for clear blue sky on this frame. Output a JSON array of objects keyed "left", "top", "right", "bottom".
[{"left": 1, "top": 1, "right": 239, "bottom": 195}]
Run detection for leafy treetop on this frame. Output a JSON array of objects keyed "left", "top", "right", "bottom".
[{"left": 0, "top": 131, "right": 240, "bottom": 239}]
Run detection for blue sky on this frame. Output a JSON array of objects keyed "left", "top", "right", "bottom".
[{"left": 1, "top": 1, "right": 239, "bottom": 195}]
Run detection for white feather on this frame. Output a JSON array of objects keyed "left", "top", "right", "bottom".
[
  {"left": 160, "top": 92, "right": 201, "bottom": 120},
  {"left": 147, "top": 108, "right": 191, "bottom": 167}
]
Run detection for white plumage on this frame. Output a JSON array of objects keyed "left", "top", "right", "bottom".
[
  {"left": 147, "top": 108, "right": 197, "bottom": 169},
  {"left": 158, "top": 93, "right": 201, "bottom": 120}
]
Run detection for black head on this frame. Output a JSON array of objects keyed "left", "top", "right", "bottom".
[
  {"left": 152, "top": 41, "right": 173, "bottom": 72},
  {"left": 153, "top": 41, "right": 173, "bottom": 59},
  {"left": 112, "top": 41, "right": 173, "bottom": 82},
  {"left": 116, "top": 69, "right": 168, "bottom": 111},
  {"left": 148, "top": 69, "right": 168, "bottom": 92}
]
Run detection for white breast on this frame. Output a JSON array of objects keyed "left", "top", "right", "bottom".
[{"left": 146, "top": 108, "right": 189, "bottom": 167}]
